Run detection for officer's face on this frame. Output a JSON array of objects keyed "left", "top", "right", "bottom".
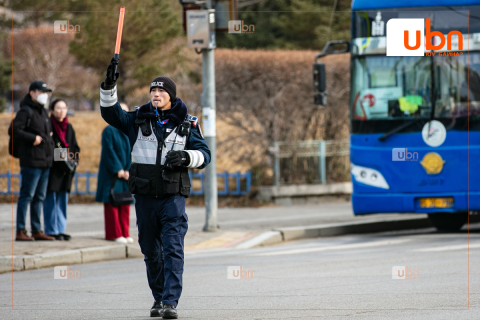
[{"left": 150, "top": 87, "right": 171, "bottom": 110}]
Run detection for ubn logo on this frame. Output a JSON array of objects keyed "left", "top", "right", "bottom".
[
  {"left": 392, "top": 148, "right": 418, "bottom": 161},
  {"left": 227, "top": 266, "right": 253, "bottom": 279},
  {"left": 54, "top": 148, "right": 80, "bottom": 161},
  {"left": 392, "top": 266, "right": 419, "bottom": 279},
  {"left": 228, "top": 20, "right": 255, "bottom": 34},
  {"left": 54, "top": 20, "right": 80, "bottom": 34},
  {"left": 386, "top": 18, "right": 462, "bottom": 56},
  {"left": 54, "top": 266, "right": 81, "bottom": 279}
]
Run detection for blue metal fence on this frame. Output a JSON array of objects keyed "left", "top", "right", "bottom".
[{"left": 0, "top": 170, "right": 251, "bottom": 196}]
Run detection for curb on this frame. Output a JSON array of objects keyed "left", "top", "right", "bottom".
[
  {"left": 239, "top": 216, "right": 433, "bottom": 249},
  {"left": 0, "top": 244, "right": 141, "bottom": 274}
]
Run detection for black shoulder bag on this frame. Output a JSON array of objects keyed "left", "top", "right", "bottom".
[
  {"left": 55, "top": 142, "right": 78, "bottom": 173},
  {"left": 110, "top": 176, "right": 134, "bottom": 206}
]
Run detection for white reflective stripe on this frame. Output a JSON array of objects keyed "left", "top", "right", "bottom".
[
  {"left": 161, "top": 128, "right": 185, "bottom": 165},
  {"left": 100, "top": 85, "right": 118, "bottom": 107},
  {"left": 131, "top": 122, "right": 158, "bottom": 165},
  {"left": 134, "top": 139, "right": 157, "bottom": 150},
  {"left": 161, "top": 149, "right": 167, "bottom": 165},
  {"left": 132, "top": 148, "right": 157, "bottom": 158},
  {"left": 185, "top": 150, "right": 204, "bottom": 168},
  {"left": 132, "top": 155, "right": 156, "bottom": 165},
  {"left": 186, "top": 150, "right": 196, "bottom": 167}
]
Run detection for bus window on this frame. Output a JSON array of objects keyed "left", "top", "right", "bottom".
[
  {"left": 351, "top": 56, "right": 431, "bottom": 120},
  {"left": 433, "top": 53, "right": 480, "bottom": 118}
]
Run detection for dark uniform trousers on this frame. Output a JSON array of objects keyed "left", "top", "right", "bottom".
[{"left": 134, "top": 194, "right": 189, "bottom": 307}]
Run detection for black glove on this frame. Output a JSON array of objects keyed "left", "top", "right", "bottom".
[
  {"left": 165, "top": 150, "right": 189, "bottom": 167},
  {"left": 102, "top": 57, "right": 120, "bottom": 90}
]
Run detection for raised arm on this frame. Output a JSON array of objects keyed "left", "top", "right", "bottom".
[
  {"left": 100, "top": 86, "right": 130, "bottom": 135},
  {"left": 99, "top": 58, "right": 135, "bottom": 138}
]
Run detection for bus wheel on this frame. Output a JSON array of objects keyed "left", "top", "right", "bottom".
[{"left": 428, "top": 212, "right": 467, "bottom": 232}]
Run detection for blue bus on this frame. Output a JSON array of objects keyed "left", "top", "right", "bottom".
[{"left": 314, "top": 0, "right": 480, "bottom": 231}]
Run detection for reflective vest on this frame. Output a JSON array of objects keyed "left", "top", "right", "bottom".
[{"left": 128, "top": 118, "right": 191, "bottom": 197}]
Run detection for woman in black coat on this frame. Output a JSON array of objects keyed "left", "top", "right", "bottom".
[{"left": 43, "top": 99, "right": 80, "bottom": 240}]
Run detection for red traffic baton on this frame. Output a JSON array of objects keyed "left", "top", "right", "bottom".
[{"left": 114, "top": 6, "right": 125, "bottom": 59}]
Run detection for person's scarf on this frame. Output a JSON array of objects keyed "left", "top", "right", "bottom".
[{"left": 51, "top": 115, "right": 69, "bottom": 147}]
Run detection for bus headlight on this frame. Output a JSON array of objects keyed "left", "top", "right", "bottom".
[{"left": 351, "top": 164, "right": 389, "bottom": 189}]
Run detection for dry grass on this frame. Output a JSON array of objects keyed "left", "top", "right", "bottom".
[
  {"left": 0, "top": 111, "right": 252, "bottom": 187},
  {"left": 1, "top": 112, "right": 108, "bottom": 194}
]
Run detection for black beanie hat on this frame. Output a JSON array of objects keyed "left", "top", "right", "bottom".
[{"left": 150, "top": 76, "right": 176, "bottom": 102}]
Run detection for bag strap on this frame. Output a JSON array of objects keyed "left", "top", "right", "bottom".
[
  {"left": 110, "top": 176, "right": 120, "bottom": 194},
  {"left": 24, "top": 106, "right": 33, "bottom": 128}
]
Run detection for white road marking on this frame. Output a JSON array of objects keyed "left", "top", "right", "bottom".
[
  {"left": 250, "top": 238, "right": 411, "bottom": 256},
  {"left": 413, "top": 243, "right": 480, "bottom": 252},
  {"left": 236, "top": 231, "right": 281, "bottom": 249}
]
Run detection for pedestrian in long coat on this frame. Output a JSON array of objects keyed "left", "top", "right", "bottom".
[
  {"left": 43, "top": 99, "right": 80, "bottom": 240},
  {"left": 95, "top": 103, "right": 133, "bottom": 243}
]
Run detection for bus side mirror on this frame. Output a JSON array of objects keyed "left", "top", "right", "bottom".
[
  {"left": 313, "top": 40, "right": 350, "bottom": 106},
  {"left": 313, "top": 62, "right": 327, "bottom": 105}
]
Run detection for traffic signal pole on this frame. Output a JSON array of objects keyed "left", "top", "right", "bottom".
[
  {"left": 202, "top": 47, "right": 218, "bottom": 232},
  {"left": 182, "top": 1, "right": 218, "bottom": 231}
]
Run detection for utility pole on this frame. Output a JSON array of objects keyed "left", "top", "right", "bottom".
[
  {"left": 183, "top": 1, "right": 218, "bottom": 231},
  {"left": 202, "top": 47, "right": 218, "bottom": 231},
  {"left": 202, "top": 0, "right": 218, "bottom": 232}
]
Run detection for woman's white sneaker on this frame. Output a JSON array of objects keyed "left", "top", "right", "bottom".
[
  {"left": 114, "top": 237, "right": 128, "bottom": 244},
  {"left": 126, "top": 237, "right": 134, "bottom": 243}
]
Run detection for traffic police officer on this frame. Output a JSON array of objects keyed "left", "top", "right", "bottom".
[{"left": 100, "top": 58, "right": 211, "bottom": 319}]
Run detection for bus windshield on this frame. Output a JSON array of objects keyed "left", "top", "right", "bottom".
[{"left": 351, "top": 53, "right": 480, "bottom": 120}]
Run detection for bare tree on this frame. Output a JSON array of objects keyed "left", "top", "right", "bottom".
[
  {"left": 213, "top": 49, "right": 350, "bottom": 182},
  {"left": 5, "top": 26, "right": 99, "bottom": 104}
]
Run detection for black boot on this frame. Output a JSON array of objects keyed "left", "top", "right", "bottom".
[
  {"left": 150, "top": 300, "right": 163, "bottom": 317},
  {"left": 47, "top": 234, "right": 64, "bottom": 240},
  {"left": 60, "top": 233, "right": 71, "bottom": 241},
  {"left": 162, "top": 304, "right": 178, "bottom": 319}
]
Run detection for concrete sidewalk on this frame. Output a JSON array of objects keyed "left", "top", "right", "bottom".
[{"left": 1, "top": 201, "right": 462, "bottom": 273}]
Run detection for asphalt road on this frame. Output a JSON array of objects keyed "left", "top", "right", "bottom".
[{"left": 1, "top": 225, "right": 479, "bottom": 319}]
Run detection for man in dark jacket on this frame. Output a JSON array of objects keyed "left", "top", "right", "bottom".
[
  {"left": 100, "top": 58, "right": 210, "bottom": 319},
  {"left": 12, "top": 80, "right": 55, "bottom": 241}
]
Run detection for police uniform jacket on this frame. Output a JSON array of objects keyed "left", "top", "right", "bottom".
[{"left": 99, "top": 85, "right": 211, "bottom": 198}]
